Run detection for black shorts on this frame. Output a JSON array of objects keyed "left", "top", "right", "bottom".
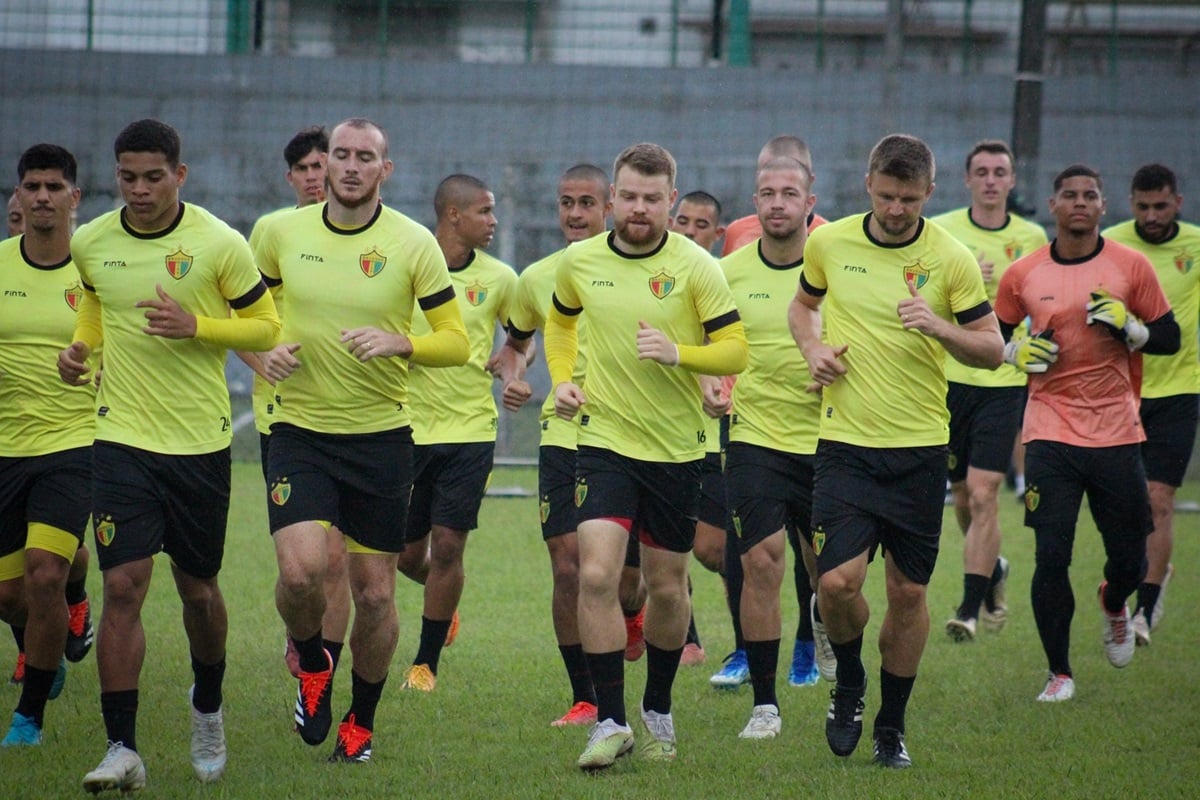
[
  {"left": 1024, "top": 440, "right": 1153, "bottom": 537},
  {"left": 259, "top": 432, "right": 270, "bottom": 486},
  {"left": 574, "top": 446, "right": 700, "bottom": 554},
  {"left": 1140, "top": 394, "right": 1199, "bottom": 487},
  {"left": 697, "top": 451, "right": 727, "bottom": 529},
  {"left": 811, "top": 440, "right": 944, "bottom": 585},
  {"left": 0, "top": 448, "right": 91, "bottom": 559},
  {"left": 91, "top": 442, "right": 230, "bottom": 579},
  {"left": 267, "top": 423, "right": 413, "bottom": 553},
  {"left": 539, "top": 446, "right": 577, "bottom": 540},
  {"left": 405, "top": 442, "right": 494, "bottom": 540},
  {"left": 946, "top": 383, "right": 1024, "bottom": 481},
  {"left": 725, "top": 442, "right": 814, "bottom": 555}
]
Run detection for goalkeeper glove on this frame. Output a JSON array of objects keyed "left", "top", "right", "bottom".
[
  {"left": 1086, "top": 289, "right": 1149, "bottom": 349},
  {"left": 1004, "top": 329, "right": 1059, "bottom": 374}
]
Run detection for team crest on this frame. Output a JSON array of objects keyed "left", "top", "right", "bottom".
[
  {"left": 731, "top": 512, "right": 743, "bottom": 539},
  {"left": 1004, "top": 242, "right": 1024, "bottom": 261},
  {"left": 270, "top": 478, "right": 292, "bottom": 506},
  {"left": 360, "top": 249, "right": 387, "bottom": 278},
  {"left": 95, "top": 515, "right": 116, "bottom": 547},
  {"left": 1025, "top": 486, "right": 1039, "bottom": 512},
  {"left": 649, "top": 271, "right": 675, "bottom": 299},
  {"left": 64, "top": 282, "right": 83, "bottom": 311},
  {"left": 539, "top": 497, "right": 550, "bottom": 524},
  {"left": 1175, "top": 252, "right": 1194, "bottom": 274},
  {"left": 465, "top": 281, "right": 488, "bottom": 306},
  {"left": 947, "top": 453, "right": 957, "bottom": 471},
  {"left": 574, "top": 479, "right": 588, "bottom": 508},
  {"left": 165, "top": 248, "right": 192, "bottom": 280},
  {"left": 903, "top": 263, "right": 929, "bottom": 290},
  {"left": 811, "top": 526, "right": 825, "bottom": 556}
]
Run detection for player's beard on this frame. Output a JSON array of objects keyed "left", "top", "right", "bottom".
[
  {"left": 615, "top": 215, "right": 664, "bottom": 248},
  {"left": 327, "top": 178, "right": 379, "bottom": 210}
]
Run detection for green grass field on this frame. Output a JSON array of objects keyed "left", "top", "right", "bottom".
[{"left": 2, "top": 461, "right": 1198, "bottom": 799}]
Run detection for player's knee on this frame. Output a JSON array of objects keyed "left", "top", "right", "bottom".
[{"left": 0, "top": 582, "right": 24, "bottom": 622}]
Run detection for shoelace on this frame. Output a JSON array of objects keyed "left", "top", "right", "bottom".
[
  {"left": 68, "top": 601, "right": 89, "bottom": 636},
  {"left": 337, "top": 714, "right": 371, "bottom": 755},
  {"left": 298, "top": 668, "right": 331, "bottom": 714}
]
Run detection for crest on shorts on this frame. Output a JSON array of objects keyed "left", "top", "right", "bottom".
[
  {"left": 271, "top": 478, "right": 291, "bottom": 506},
  {"left": 731, "top": 511, "right": 743, "bottom": 539},
  {"left": 64, "top": 282, "right": 83, "bottom": 311},
  {"left": 360, "top": 249, "right": 386, "bottom": 278},
  {"left": 1176, "top": 251, "right": 1194, "bottom": 274},
  {"left": 539, "top": 496, "right": 550, "bottom": 524},
  {"left": 95, "top": 515, "right": 116, "bottom": 547},
  {"left": 811, "top": 526, "right": 825, "bottom": 556},
  {"left": 903, "top": 263, "right": 929, "bottom": 290},
  {"left": 464, "top": 281, "right": 487, "bottom": 306},
  {"left": 947, "top": 453, "right": 957, "bottom": 472},
  {"left": 165, "top": 248, "right": 192, "bottom": 280},
  {"left": 1025, "top": 486, "right": 1039, "bottom": 512},
  {"left": 1004, "top": 241, "right": 1024, "bottom": 262},
  {"left": 574, "top": 478, "right": 587, "bottom": 508},
  {"left": 649, "top": 271, "right": 675, "bottom": 299}
]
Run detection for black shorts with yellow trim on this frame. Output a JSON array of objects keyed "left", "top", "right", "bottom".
[
  {"left": 405, "top": 441, "right": 494, "bottom": 541},
  {"left": 725, "top": 442, "right": 814, "bottom": 555},
  {"left": 1139, "top": 393, "right": 1199, "bottom": 488},
  {"left": 697, "top": 450, "right": 727, "bottom": 529},
  {"left": 946, "top": 382, "right": 1024, "bottom": 481},
  {"left": 267, "top": 423, "right": 413, "bottom": 554},
  {"left": 539, "top": 445, "right": 577, "bottom": 540},
  {"left": 811, "top": 440, "right": 944, "bottom": 586},
  {"left": 0, "top": 447, "right": 91, "bottom": 560},
  {"left": 574, "top": 446, "right": 700, "bottom": 554},
  {"left": 91, "top": 442, "right": 230, "bottom": 579}
]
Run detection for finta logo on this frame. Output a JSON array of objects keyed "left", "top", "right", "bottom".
[
  {"left": 591, "top": 279, "right": 614, "bottom": 286},
  {"left": 300, "top": 253, "right": 324, "bottom": 262},
  {"left": 3, "top": 290, "right": 27, "bottom": 297},
  {"left": 843, "top": 264, "right": 867, "bottom": 274},
  {"left": 103, "top": 260, "right": 127, "bottom": 268},
  {"left": 748, "top": 292, "right": 770, "bottom": 299}
]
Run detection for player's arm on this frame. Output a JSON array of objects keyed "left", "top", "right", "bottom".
[
  {"left": 932, "top": 301, "right": 1004, "bottom": 369},
  {"left": 488, "top": 323, "right": 537, "bottom": 413},
  {"left": 190, "top": 282, "right": 281, "bottom": 351},
  {"left": 638, "top": 313, "right": 748, "bottom": 375},
  {"left": 545, "top": 296, "right": 586, "bottom": 420},
  {"left": 789, "top": 273, "right": 846, "bottom": 389},
  {"left": 1086, "top": 290, "right": 1180, "bottom": 354},
  {"left": 59, "top": 283, "right": 102, "bottom": 386},
  {"left": 409, "top": 289, "right": 469, "bottom": 367}
]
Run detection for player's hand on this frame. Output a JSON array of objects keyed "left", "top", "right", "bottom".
[
  {"left": 1086, "top": 289, "right": 1149, "bottom": 349},
  {"left": 137, "top": 284, "right": 197, "bottom": 338},
  {"left": 977, "top": 253, "right": 995, "bottom": 283},
  {"left": 897, "top": 278, "right": 938, "bottom": 335},
  {"left": 803, "top": 342, "right": 849, "bottom": 392},
  {"left": 500, "top": 379, "right": 533, "bottom": 413},
  {"left": 262, "top": 343, "right": 303, "bottom": 382},
  {"left": 342, "top": 327, "right": 413, "bottom": 361},
  {"left": 58, "top": 341, "right": 92, "bottom": 386},
  {"left": 1003, "top": 329, "right": 1059, "bottom": 373},
  {"left": 553, "top": 381, "right": 586, "bottom": 421},
  {"left": 636, "top": 321, "right": 680, "bottom": 366},
  {"left": 699, "top": 375, "right": 730, "bottom": 418}
]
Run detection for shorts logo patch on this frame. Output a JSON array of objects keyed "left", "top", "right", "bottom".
[
  {"left": 465, "top": 281, "right": 487, "bottom": 306},
  {"left": 165, "top": 249, "right": 192, "bottom": 280},
  {"left": 574, "top": 479, "right": 587, "bottom": 508},
  {"left": 947, "top": 453, "right": 957, "bottom": 471},
  {"left": 64, "top": 282, "right": 83, "bottom": 311},
  {"left": 903, "top": 263, "right": 929, "bottom": 290},
  {"left": 649, "top": 271, "right": 675, "bottom": 299},
  {"left": 812, "top": 526, "right": 825, "bottom": 556},
  {"left": 539, "top": 497, "right": 550, "bottom": 524},
  {"left": 1025, "top": 486, "right": 1039, "bottom": 512},
  {"left": 731, "top": 511, "right": 743, "bottom": 539},
  {"left": 360, "top": 249, "right": 387, "bottom": 278},
  {"left": 95, "top": 515, "right": 116, "bottom": 547},
  {"left": 1176, "top": 252, "right": 1194, "bottom": 274},
  {"left": 271, "top": 478, "right": 292, "bottom": 506}
]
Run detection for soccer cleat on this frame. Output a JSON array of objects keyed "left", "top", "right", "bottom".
[
  {"left": 82, "top": 741, "right": 147, "bottom": 794},
  {"left": 294, "top": 649, "right": 334, "bottom": 745},
  {"left": 637, "top": 707, "right": 677, "bottom": 761},
  {"left": 679, "top": 642, "right": 706, "bottom": 666},
  {"left": 444, "top": 609, "right": 461, "bottom": 648},
  {"left": 65, "top": 597, "right": 95, "bottom": 663},
  {"left": 188, "top": 686, "right": 226, "bottom": 783},
  {"left": 10, "top": 651, "right": 25, "bottom": 684},
  {"left": 284, "top": 636, "right": 301, "bottom": 679},
  {"left": 1, "top": 711, "right": 43, "bottom": 747},
  {"left": 709, "top": 649, "right": 749, "bottom": 689},
  {"left": 788, "top": 640, "right": 819, "bottom": 687},
  {"left": 329, "top": 714, "right": 372, "bottom": 763},
  {"left": 945, "top": 616, "right": 977, "bottom": 643},
  {"left": 551, "top": 701, "right": 598, "bottom": 728},
  {"left": 48, "top": 656, "right": 67, "bottom": 700},
  {"left": 738, "top": 704, "right": 781, "bottom": 740},
  {"left": 811, "top": 595, "right": 837, "bottom": 682},
  {"left": 401, "top": 663, "right": 436, "bottom": 692},
  {"left": 825, "top": 679, "right": 866, "bottom": 757},
  {"left": 576, "top": 718, "right": 634, "bottom": 771},
  {"left": 624, "top": 608, "right": 645, "bottom": 662},
  {"left": 1036, "top": 672, "right": 1075, "bottom": 703},
  {"left": 1131, "top": 610, "right": 1151, "bottom": 647},
  {"left": 981, "top": 557, "right": 1011, "bottom": 632},
  {"left": 872, "top": 727, "right": 912, "bottom": 769},
  {"left": 1151, "top": 563, "right": 1173, "bottom": 631},
  {"left": 1098, "top": 583, "right": 1134, "bottom": 668}
]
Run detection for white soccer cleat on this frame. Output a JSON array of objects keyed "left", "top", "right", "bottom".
[
  {"left": 83, "top": 741, "right": 147, "bottom": 794},
  {"left": 811, "top": 595, "right": 837, "bottom": 682},
  {"left": 189, "top": 686, "right": 227, "bottom": 783},
  {"left": 1036, "top": 673, "right": 1075, "bottom": 703},
  {"left": 1099, "top": 584, "right": 1134, "bottom": 668},
  {"left": 738, "top": 704, "right": 781, "bottom": 740},
  {"left": 1131, "top": 611, "right": 1151, "bottom": 648}
]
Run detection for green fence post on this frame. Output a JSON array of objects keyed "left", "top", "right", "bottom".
[{"left": 728, "top": 0, "right": 750, "bottom": 66}]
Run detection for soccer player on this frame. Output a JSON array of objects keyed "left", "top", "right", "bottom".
[
  {"left": 58, "top": 119, "right": 281, "bottom": 791},
  {"left": 395, "top": 174, "right": 517, "bottom": 692},
  {"left": 0, "top": 144, "right": 92, "bottom": 747},
  {"left": 723, "top": 156, "right": 824, "bottom": 739},
  {"left": 545, "top": 142, "right": 748, "bottom": 770},
  {"left": 1103, "top": 164, "right": 1199, "bottom": 645},
  {"left": 996, "top": 164, "right": 1178, "bottom": 703},
  {"left": 240, "top": 126, "right": 351, "bottom": 678},
  {"left": 671, "top": 191, "right": 726, "bottom": 254},
  {"left": 721, "top": 135, "right": 828, "bottom": 256},
  {"left": 6, "top": 190, "right": 23, "bottom": 237},
  {"left": 255, "top": 117, "right": 467, "bottom": 764},
  {"left": 791, "top": 134, "right": 1002, "bottom": 768},
  {"left": 931, "top": 140, "right": 1049, "bottom": 642}
]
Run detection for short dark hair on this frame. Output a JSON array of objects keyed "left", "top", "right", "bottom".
[
  {"left": 868, "top": 134, "right": 935, "bottom": 184},
  {"left": 284, "top": 126, "right": 328, "bottom": 168},
  {"left": 965, "top": 139, "right": 1014, "bottom": 172},
  {"left": 561, "top": 163, "right": 608, "bottom": 186},
  {"left": 761, "top": 136, "right": 813, "bottom": 171},
  {"left": 18, "top": 143, "right": 77, "bottom": 183},
  {"left": 678, "top": 190, "right": 722, "bottom": 219},
  {"left": 1130, "top": 164, "right": 1177, "bottom": 195},
  {"left": 114, "top": 119, "right": 182, "bottom": 167},
  {"left": 1053, "top": 164, "right": 1102, "bottom": 192},
  {"left": 434, "top": 173, "right": 491, "bottom": 219}
]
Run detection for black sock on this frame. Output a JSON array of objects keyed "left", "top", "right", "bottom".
[
  {"left": 724, "top": 530, "right": 745, "bottom": 649},
  {"left": 1135, "top": 582, "right": 1162, "bottom": 619},
  {"left": 325, "top": 640, "right": 345, "bottom": 672},
  {"left": 65, "top": 578, "right": 88, "bottom": 606},
  {"left": 1031, "top": 562, "right": 1074, "bottom": 676},
  {"left": 792, "top": 543, "right": 814, "bottom": 641},
  {"left": 685, "top": 613, "right": 701, "bottom": 647},
  {"left": 10, "top": 625, "right": 24, "bottom": 651},
  {"left": 585, "top": 649, "right": 626, "bottom": 726},
  {"left": 830, "top": 634, "right": 866, "bottom": 688},
  {"left": 745, "top": 639, "right": 780, "bottom": 709},
  {"left": 559, "top": 644, "right": 596, "bottom": 705},
  {"left": 294, "top": 631, "right": 328, "bottom": 674},
  {"left": 874, "top": 668, "right": 916, "bottom": 733},
  {"left": 642, "top": 642, "right": 683, "bottom": 715},
  {"left": 16, "top": 665, "right": 56, "bottom": 725},
  {"left": 101, "top": 689, "right": 139, "bottom": 751},
  {"left": 190, "top": 654, "right": 225, "bottom": 714},
  {"left": 414, "top": 616, "right": 451, "bottom": 674},
  {"left": 958, "top": 573, "right": 990, "bottom": 620},
  {"left": 346, "top": 670, "right": 386, "bottom": 732}
]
